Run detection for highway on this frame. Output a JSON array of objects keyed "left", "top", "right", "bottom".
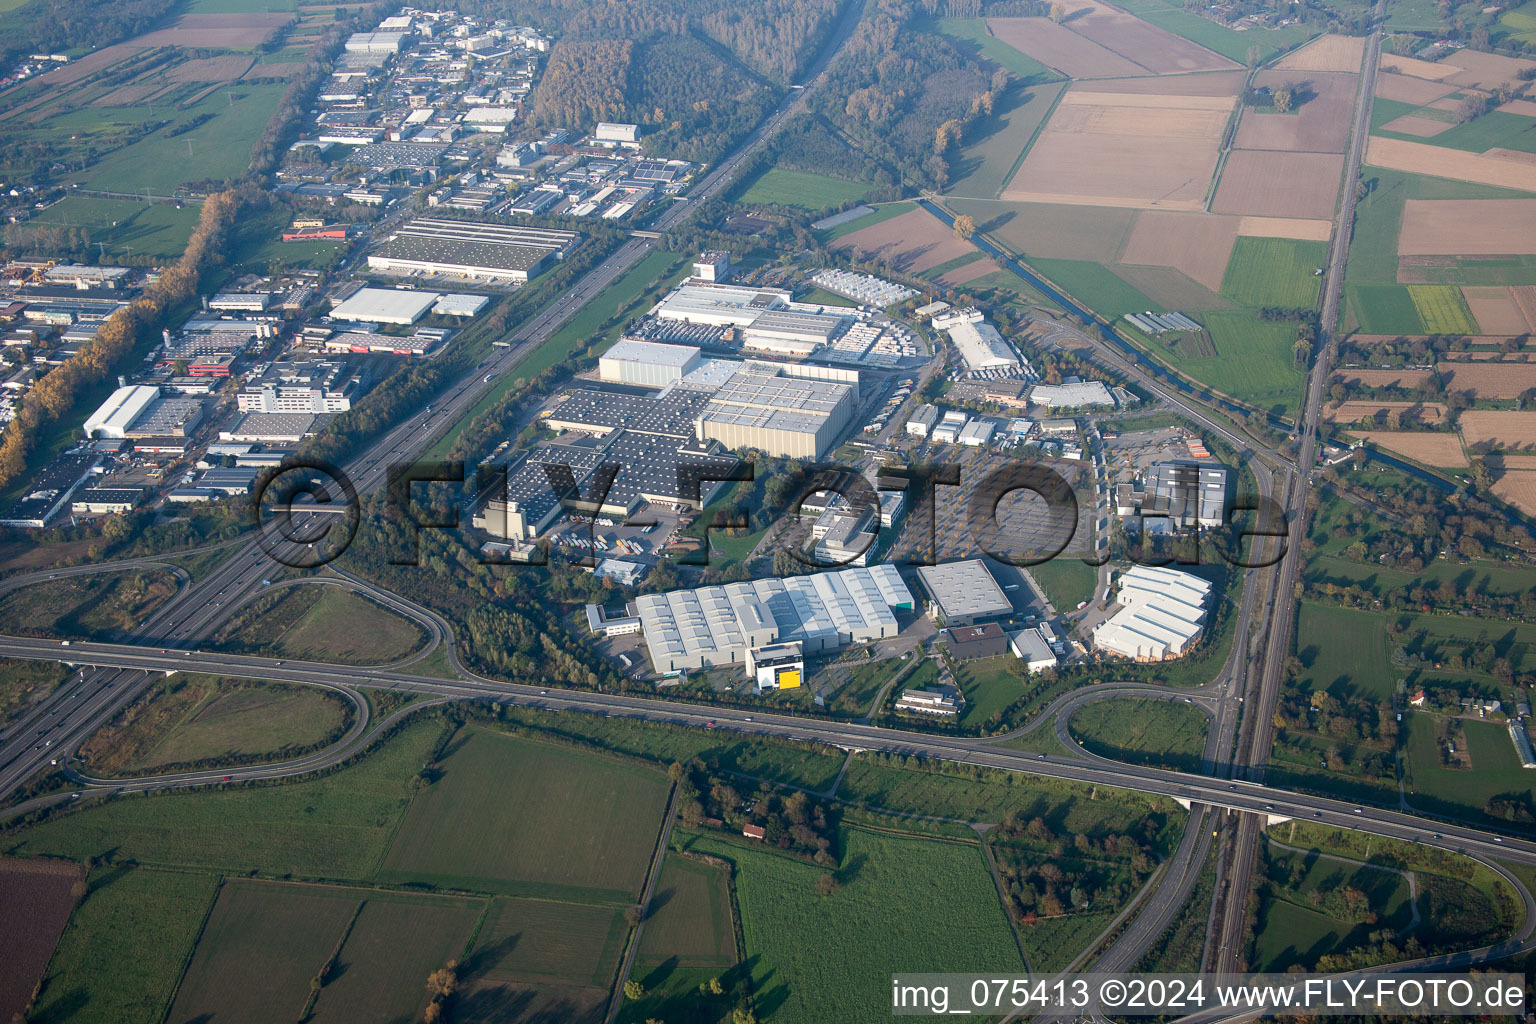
[
  {"left": 0, "top": 0, "right": 871, "bottom": 806},
  {"left": 1207, "top": 0, "right": 1388, "bottom": 975},
  {"left": 4, "top": 634, "right": 1534, "bottom": 875}
]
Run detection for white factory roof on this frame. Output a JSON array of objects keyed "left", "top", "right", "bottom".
[
  {"left": 635, "top": 564, "right": 912, "bottom": 669},
  {"left": 916, "top": 560, "right": 1012, "bottom": 622},
  {"left": 945, "top": 319, "right": 1019, "bottom": 370},
  {"left": 602, "top": 338, "right": 702, "bottom": 369},
  {"left": 84, "top": 385, "right": 160, "bottom": 438},
  {"left": 654, "top": 283, "right": 793, "bottom": 327},
  {"left": 1092, "top": 565, "right": 1210, "bottom": 660},
  {"left": 329, "top": 287, "right": 440, "bottom": 324},
  {"left": 432, "top": 293, "right": 490, "bottom": 317},
  {"left": 1031, "top": 381, "right": 1114, "bottom": 409}
]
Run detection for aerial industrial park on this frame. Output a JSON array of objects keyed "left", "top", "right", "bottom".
[{"left": 2, "top": 0, "right": 1536, "bottom": 1022}]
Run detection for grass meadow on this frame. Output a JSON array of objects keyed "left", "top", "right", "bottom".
[
  {"left": 377, "top": 728, "right": 670, "bottom": 900},
  {"left": 1220, "top": 237, "right": 1327, "bottom": 309},
  {"left": 678, "top": 828, "right": 1021, "bottom": 1023},
  {"left": 734, "top": 167, "right": 872, "bottom": 210},
  {"left": 1069, "top": 697, "right": 1209, "bottom": 772}
]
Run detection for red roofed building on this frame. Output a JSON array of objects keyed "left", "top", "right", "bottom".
[{"left": 742, "top": 824, "right": 766, "bottom": 841}]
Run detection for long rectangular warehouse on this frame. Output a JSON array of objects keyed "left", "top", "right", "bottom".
[
  {"left": 368, "top": 218, "right": 581, "bottom": 283},
  {"left": 635, "top": 564, "right": 914, "bottom": 674}
]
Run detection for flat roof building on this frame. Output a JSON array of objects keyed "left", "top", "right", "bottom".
[
  {"left": 219, "top": 412, "right": 318, "bottom": 443},
  {"left": 598, "top": 339, "right": 702, "bottom": 388},
  {"left": 932, "top": 308, "right": 1019, "bottom": 370},
  {"left": 1092, "top": 564, "right": 1211, "bottom": 661},
  {"left": 634, "top": 564, "right": 913, "bottom": 674},
  {"left": 696, "top": 363, "right": 858, "bottom": 458},
  {"left": 944, "top": 621, "right": 1008, "bottom": 661},
  {"left": 329, "top": 287, "right": 440, "bottom": 325},
  {"left": 895, "top": 687, "right": 961, "bottom": 715},
  {"left": 1030, "top": 381, "right": 1114, "bottom": 410},
  {"left": 1119, "top": 460, "right": 1231, "bottom": 531},
  {"left": 916, "top": 559, "right": 1012, "bottom": 626},
  {"left": 368, "top": 218, "right": 580, "bottom": 283},
  {"left": 906, "top": 403, "right": 940, "bottom": 438},
  {"left": 84, "top": 385, "right": 160, "bottom": 439},
  {"left": 1009, "top": 627, "right": 1059, "bottom": 673}
]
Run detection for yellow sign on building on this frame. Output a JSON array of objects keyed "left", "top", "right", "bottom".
[{"left": 777, "top": 668, "right": 801, "bottom": 690}]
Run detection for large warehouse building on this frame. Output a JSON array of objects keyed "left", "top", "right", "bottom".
[
  {"left": 696, "top": 362, "right": 859, "bottom": 458},
  {"left": 84, "top": 385, "right": 161, "bottom": 439},
  {"left": 932, "top": 308, "right": 1020, "bottom": 371},
  {"left": 368, "top": 218, "right": 580, "bottom": 283},
  {"left": 328, "top": 287, "right": 440, "bottom": 325},
  {"left": 916, "top": 559, "right": 1012, "bottom": 626},
  {"left": 598, "top": 338, "right": 703, "bottom": 387},
  {"left": 1092, "top": 564, "right": 1210, "bottom": 660},
  {"left": 635, "top": 564, "right": 914, "bottom": 674}
]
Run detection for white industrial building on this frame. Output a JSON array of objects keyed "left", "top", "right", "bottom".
[
  {"left": 740, "top": 310, "right": 843, "bottom": 353},
  {"left": 83, "top": 385, "right": 161, "bottom": 439},
  {"left": 809, "top": 268, "right": 916, "bottom": 308},
  {"left": 696, "top": 362, "right": 859, "bottom": 458},
  {"left": 906, "top": 403, "right": 939, "bottom": 438},
  {"left": 1092, "top": 564, "right": 1210, "bottom": 661},
  {"left": 345, "top": 30, "right": 408, "bottom": 54},
  {"left": 634, "top": 563, "right": 914, "bottom": 674},
  {"left": 1009, "top": 627, "right": 1058, "bottom": 673},
  {"left": 1030, "top": 381, "right": 1115, "bottom": 410},
  {"left": 654, "top": 283, "right": 796, "bottom": 328},
  {"left": 693, "top": 251, "right": 732, "bottom": 282},
  {"left": 599, "top": 339, "right": 703, "bottom": 387},
  {"left": 594, "top": 122, "right": 641, "bottom": 144},
  {"left": 916, "top": 560, "right": 1012, "bottom": 626},
  {"left": 957, "top": 419, "right": 996, "bottom": 446},
  {"left": 329, "top": 287, "right": 440, "bottom": 325},
  {"left": 932, "top": 308, "right": 1019, "bottom": 370}
]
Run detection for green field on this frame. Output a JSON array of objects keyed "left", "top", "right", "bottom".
[
  {"left": 951, "top": 654, "right": 1027, "bottom": 728},
  {"left": 1350, "top": 284, "right": 1427, "bottom": 334},
  {"left": 1405, "top": 714, "right": 1536, "bottom": 824},
  {"left": 1291, "top": 602, "right": 1397, "bottom": 701},
  {"left": 1345, "top": 167, "right": 1536, "bottom": 324},
  {"left": 23, "top": 196, "right": 202, "bottom": 260},
  {"left": 636, "top": 855, "right": 736, "bottom": 970},
  {"left": 167, "top": 880, "right": 361, "bottom": 1024},
  {"left": 5, "top": 719, "right": 444, "bottom": 878},
  {"left": 735, "top": 167, "right": 872, "bottom": 211},
  {"left": 0, "top": 569, "right": 181, "bottom": 643},
  {"left": 377, "top": 728, "right": 670, "bottom": 899},
  {"left": 1069, "top": 698, "right": 1209, "bottom": 772},
  {"left": 77, "top": 677, "right": 349, "bottom": 775},
  {"left": 680, "top": 828, "right": 1021, "bottom": 1023},
  {"left": 215, "top": 585, "right": 427, "bottom": 666},
  {"left": 28, "top": 868, "right": 219, "bottom": 1024},
  {"left": 1408, "top": 284, "right": 1480, "bottom": 334},
  {"left": 1031, "top": 257, "right": 1163, "bottom": 317},
  {"left": 1378, "top": 110, "right": 1536, "bottom": 156},
  {"left": 308, "top": 893, "right": 485, "bottom": 1024},
  {"left": 1220, "top": 237, "right": 1327, "bottom": 309},
  {"left": 1497, "top": 0, "right": 1536, "bottom": 44},
  {"left": 838, "top": 758, "right": 1183, "bottom": 847},
  {"left": 1027, "top": 556, "right": 1097, "bottom": 611},
  {"left": 928, "top": 17, "right": 1061, "bottom": 80},
  {"left": 457, "top": 895, "right": 628, "bottom": 1022},
  {"left": 1382, "top": 0, "right": 1448, "bottom": 30},
  {"left": 1109, "top": 0, "right": 1316, "bottom": 60},
  {"left": 1145, "top": 310, "right": 1306, "bottom": 414},
  {"left": 78, "top": 83, "right": 289, "bottom": 192}
]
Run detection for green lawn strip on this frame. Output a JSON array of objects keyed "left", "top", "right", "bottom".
[
  {"left": 677, "top": 827, "right": 1022, "bottom": 1023},
  {"left": 28, "top": 867, "right": 220, "bottom": 1024},
  {"left": 734, "top": 167, "right": 872, "bottom": 210},
  {"left": 1219, "top": 237, "right": 1327, "bottom": 309},
  {"left": 1293, "top": 601, "right": 1398, "bottom": 701},
  {"left": 1068, "top": 697, "right": 1209, "bottom": 773},
  {"left": 1348, "top": 284, "right": 1427, "bottom": 335}
]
